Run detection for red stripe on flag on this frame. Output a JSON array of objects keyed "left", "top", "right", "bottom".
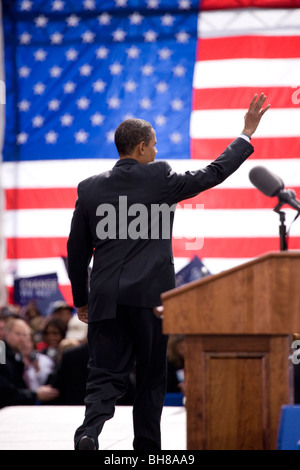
[
  {"left": 193, "top": 87, "right": 296, "bottom": 110},
  {"left": 58, "top": 285, "right": 73, "bottom": 306},
  {"left": 191, "top": 137, "right": 300, "bottom": 159},
  {"left": 197, "top": 36, "right": 300, "bottom": 60},
  {"left": 182, "top": 189, "right": 293, "bottom": 209},
  {"left": 6, "top": 187, "right": 293, "bottom": 210},
  {"left": 6, "top": 235, "right": 300, "bottom": 260},
  {"left": 6, "top": 237, "right": 68, "bottom": 259},
  {"left": 5, "top": 187, "right": 77, "bottom": 210},
  {"left": 201, "top": 0, "right": 299, "bottom": 10}
]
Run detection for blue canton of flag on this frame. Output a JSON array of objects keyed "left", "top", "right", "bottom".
[{"left": 3, "top": 0, "right": 199, "bottom": 162}]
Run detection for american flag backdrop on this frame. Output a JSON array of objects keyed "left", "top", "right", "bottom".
[{"left": 1, "top": 0, "right": 300, "bottom": 306}]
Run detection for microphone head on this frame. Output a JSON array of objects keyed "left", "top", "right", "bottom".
[{"left": 249, "top": 166, "right": 284, "bottom": 197}]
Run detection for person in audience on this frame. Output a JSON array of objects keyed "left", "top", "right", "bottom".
[
  {"left": 55, "top": 314, "right": 88, "bottom": 363},
  {"left": 21, "top": 332, "right": 56, "bottom": 392},
  {"left": 40, "top": 317, "right": 68, "bottom": 365},
  {"left": 21, "top": 301, "right": 44, "bottom": 345},
  {"left": 0, "top": 317, "right": 59, "bottom": 407},
  {"left": 65, "top": 314, "right": 88, "bottom": 343},
  {"left": 50, "top": 300, "right": 74, "bottom": 327},
  {"left": 0, "top": 304, "right": 21, "bottom": 321},
  {"left": 47, "top": 313, "right": 89, "bottom": 405},
  {"left": 51, "top": 340, "right": 89, "bottom": 405}
]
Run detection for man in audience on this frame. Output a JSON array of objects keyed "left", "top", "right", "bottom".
[
  {"left": 0, "top": 317, "right": 59, "bottom": 407},
  {"left": 50, "top": 301, "right": 74, "bottom": 327}
]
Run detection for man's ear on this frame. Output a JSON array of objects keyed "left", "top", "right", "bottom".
[{"left": 138, "top": 141, "right": 145, "bottom": 154}]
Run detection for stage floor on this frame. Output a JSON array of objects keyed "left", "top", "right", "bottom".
[{"left": 0, "top": 405, "right": 186, "bottom": 450}]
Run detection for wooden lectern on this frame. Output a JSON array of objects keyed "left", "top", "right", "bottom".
[{"left": 161, "top": 252, "right": 300, "bottom": 450}]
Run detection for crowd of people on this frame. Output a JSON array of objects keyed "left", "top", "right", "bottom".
[
  {"left": 0, "top": 300, "right": 88, "bottom": 407},
  {"left": 0, "top": 300, "right": 186, "bottom": 409}
]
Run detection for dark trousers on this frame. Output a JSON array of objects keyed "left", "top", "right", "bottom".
[{"left": 74, "top": 305, "right": 168, "bottom": 450}]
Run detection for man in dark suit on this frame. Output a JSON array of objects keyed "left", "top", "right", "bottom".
[{"left": 67, "top": 93, "right": 270, "bottom": 450}]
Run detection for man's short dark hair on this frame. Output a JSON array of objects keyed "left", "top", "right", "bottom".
[{"left": 114, "top": 118, "right": 153, "bottom": 156}]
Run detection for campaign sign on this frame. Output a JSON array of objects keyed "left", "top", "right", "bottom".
[
  {"left": 14, "top": 273, "right": 65, "bottom": 316},
  {"left": 175, "top": 255, "right": 211, "bottom": 288}
]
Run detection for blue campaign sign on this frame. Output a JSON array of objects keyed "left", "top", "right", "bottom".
[
  {"left": 175, "top": 256, "right": 211, "bottom": 288},
  {"left": 13, "top": 273, "right": 65, "bottom": 316}
]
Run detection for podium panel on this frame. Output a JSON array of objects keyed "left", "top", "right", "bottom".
[
  {"left": 184, "top": 335, "right": 293, "bottom": 450},
  {"left": 161, "top": 252, "right": 300, "bottom": 450}
]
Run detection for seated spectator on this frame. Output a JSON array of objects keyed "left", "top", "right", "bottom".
[
  {"left": 21, "top": 332, "right": 56, "bottom": 392},
  {"left": 51, "top": 341, "right": 89, "bottom": 405},
  {"left": 65, "top": 314, "right": 88, "bottom": 343},
  {"left": 55, "top": 314, "right": 88, "bottom": 363},
  {"left": 40, "top": 317, "right": 68, "bottom": 367},
  {"left": 0, "top": 318, "right": 59, "bottom": 408},
  {"left": 0, "top": 304, "right": 21, "bottom": 321},
  {"left": 50, "top": 300, "right": 74, "bottom": 327},
  {"left": 20, "top": 301, "right": 44, "bottom": 345},
  {"left": 48, "top": 316, "right": 88, "bottom": 405}
]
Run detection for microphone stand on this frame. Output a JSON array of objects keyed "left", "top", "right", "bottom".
[{"left": 273, "top": 201, "right": 288, "bottom": 251}]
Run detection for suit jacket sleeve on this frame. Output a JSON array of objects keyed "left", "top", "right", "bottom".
[
  {"left": 67, "top": 184, "right": 94, "bottom": 308},
  {"left": 164, "top": 137, "right": 254, "bottom": 203}
]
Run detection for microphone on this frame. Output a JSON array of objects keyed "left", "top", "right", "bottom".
[
  {"left": 249, "top": 166, "right": 284, "bottom": 197},
  {"left": 249, "top": 166, "right": 300, "bottom": 212},
  {"left": 276, "top": 188, "right": 300, "bottom": 212}
]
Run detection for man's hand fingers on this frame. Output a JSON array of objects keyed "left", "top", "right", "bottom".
[
  {"left": 77, "top": 305, "right": 89, "bottom": 323},
  {"left": 251, "top": 93, "right": 266, "bottom": 109},
  {"left": 249, "top": 93, "right": 270, "bottom": 116},
  {"left": 242, "top": 93, "right": 270, "bottom": 137},
  {"left": 78, "top": 313, "right": 88, "bottom": 324},
  {"left": 78, "top": 316, "right": 88, "bottom": 324},
  {"left": 249, "top": 93, "right": 258, "bottom": 108},
  {"left": 256, "top": 93, "right": 267, "bottom": 108},
  {"left": 260, "top": 103, "right": 271, "bottom": 115}
]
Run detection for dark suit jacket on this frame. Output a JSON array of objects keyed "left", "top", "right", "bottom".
[{"left": 67, "top": 137, "right": 253, "bottom": 322}]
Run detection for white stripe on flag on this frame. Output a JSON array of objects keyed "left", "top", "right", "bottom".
[
  {"left": 2, "top": 159, "right": 116, "bottom": 189},
  {"left": 4, "top": 207, "right": 300, "bottom": 238},
  {"left": 193, "top": 59, "right": 300, "bottom": 89},
  {"left": 190, "top": 108, "right": 300, "bottom": 139},
  {"left": 3, "top": 158, "right": 300, "bottom": 189},
  {"left": 198, "top": 8, "right": 300, "bottom": 38},
  {"left": 4, "top": 257, "right": 70, "bottom": 286}
]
